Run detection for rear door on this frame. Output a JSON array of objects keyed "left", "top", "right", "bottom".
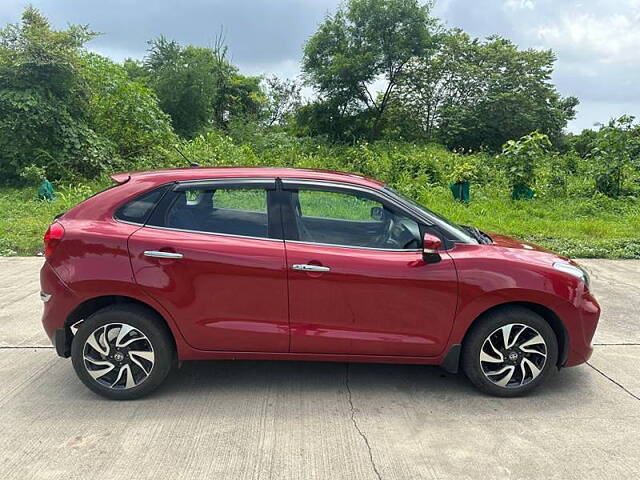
[
  {"left": 127, "top": 179, "right": 289, "bottom": 352},
  {"left": 282, "top": 181, "right": 458, "bottom": 357}
]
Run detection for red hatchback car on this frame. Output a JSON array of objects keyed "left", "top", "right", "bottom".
[{"left": 40, "top": 167, "right": 600, "bottom": 399}]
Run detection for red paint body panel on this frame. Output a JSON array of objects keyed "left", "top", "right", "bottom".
[
  {"left": 39, "top": 167, "right": 600, "bottom": 372},
  {"left": 285, "top": 242, "right": 457, "bottom": 356},
  {"left": 40, "top": 217, "right": 194, "bottom": 357},
  {"left": 128, "top": 226, "right": 289, "bottom": 352},
  {"left": 445, "top": 243, "right": 599, "bottom": 366}
]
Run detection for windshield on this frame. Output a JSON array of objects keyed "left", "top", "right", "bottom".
[{"left": 383, "top": 187, "right": 478, "bottom": 244}]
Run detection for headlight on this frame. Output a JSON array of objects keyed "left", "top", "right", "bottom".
[{"left": 553, "top": 262, "right": 590, "bottom": 289}]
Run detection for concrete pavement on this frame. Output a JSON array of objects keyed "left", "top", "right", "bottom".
[{"left": 0, "top": 257, "right": 639, "bottom": 479}]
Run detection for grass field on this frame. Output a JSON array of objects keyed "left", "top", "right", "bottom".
[
  {"left": 0, "top": 180, "right": 110, "bottom": 256},
  {"left": 1, "top": 178, "right": 638, "bottom": 258}
]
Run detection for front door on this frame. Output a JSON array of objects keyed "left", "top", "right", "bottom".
[
  {"left": 128, "top": 180, "right": 289, "bottom": 352},
  {"left": 283, "top": 183, "right": 458, "bottom": 357}
]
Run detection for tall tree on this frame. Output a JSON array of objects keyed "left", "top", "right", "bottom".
[
  {"left": 389, "top": 29, "right": 482, "bottom": 141},
  {"left": 0, "top": 7, "right": 109, "bottom": 182},
  {"left": 302, "top": 0, "right": 439, "bottom": 140},
  {"left": 393, "top": 30, "right": 578, "bottom": 151},
  {"left": 261, "top": 76, "right": 302, "bottom": 127},
  {"left": 143, "top": 36, "right": 264, "bottom": 138}
]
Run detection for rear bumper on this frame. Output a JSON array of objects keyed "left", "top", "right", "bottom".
[{"left": 40, "top": 261, "right": 77, "bottom": 353}]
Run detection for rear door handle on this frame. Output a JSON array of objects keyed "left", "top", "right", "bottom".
[
  {"left": 292, "top": 264, "right": 330, "bottom": 272},
  {"left": 144, "top": 250, "right": 184, "bottom": 259}
]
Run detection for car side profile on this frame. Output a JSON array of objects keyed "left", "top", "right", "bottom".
[{"left": 40, "top": 167, "right": 600, "bottom": 400}]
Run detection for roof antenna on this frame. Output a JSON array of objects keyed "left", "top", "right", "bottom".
[{"left": 173, "top": 144, "right": 200, "bottom": 168}]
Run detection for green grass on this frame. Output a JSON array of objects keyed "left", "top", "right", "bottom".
[
  {"left": 299, "top": 190, "right": 379, "bottom": 220},
  {"left": 0, "top": 179, "right": 111, "bottom": 256},
  {"left": 1, "top": 180, "right": 639, "bottom": 258},
  {"left": 418, "top": 186, "right": 640, "bottom": 259}
]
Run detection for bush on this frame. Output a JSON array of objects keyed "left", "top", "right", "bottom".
[
  {"left": 0, "top": 7, "right": 111, "bottom": 183},
  {"left": 447, "top": 159, "right": 478, "bottom": 184},
  {"left": 83, "top": 53, "right": 176, "bottom": 162},
  {"left": 499, "top": 131, "right": 551, "bottom": 196},
  {"left": 587, "top": 116, "right": 640, "bottom": 197}
]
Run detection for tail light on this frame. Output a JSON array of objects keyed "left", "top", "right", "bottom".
[{"left": 43, "top": 222, "right": 65, "bottom": 260}]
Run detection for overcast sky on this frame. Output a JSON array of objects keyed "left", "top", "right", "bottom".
[{"left": 1, "top": 0, "right": 638, "bottom": 132}]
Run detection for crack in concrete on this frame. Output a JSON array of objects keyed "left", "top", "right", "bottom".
[
  {"left": 0, "top": 345, "right": 54, "bottom": 349},
  {"left": 586, "top": 361, "right": 640, "bottom": 402},
  {"left": 345, "top": 363, "right": 383, "bottom": 480}
]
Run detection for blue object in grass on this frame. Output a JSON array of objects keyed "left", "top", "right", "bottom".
[
  {"left": 38, "top": 179, "right": 55, "bottom": 201},
  {"left": 511, "top": 183, "right": 534, "bottom": 200},
  {"left": 450, "top": 181, "right": 470, "bottom": 203}
]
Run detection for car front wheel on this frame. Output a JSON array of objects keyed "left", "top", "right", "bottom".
[
  {"left": 71, "top": 304, "right": 175, "bottom": 400},
  {"left": 461, "top": 306, "right": 559, "bottom": 397}
]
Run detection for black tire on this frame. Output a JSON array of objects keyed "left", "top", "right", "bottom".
[
  {"left": 461, "top": 306, "right": 558, "bottom": 397},
  {"left": 71, "top": 304, "right": 175, "bottom": 400}
]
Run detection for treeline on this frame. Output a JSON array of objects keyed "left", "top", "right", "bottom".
[{"left": 0, "top": 3, "right": 638, "bottom": 198}]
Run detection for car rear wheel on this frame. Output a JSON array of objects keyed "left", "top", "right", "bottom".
[
  {"left": 71, "top": 305, "right": 175, "bottom": 400},
  {"left": 461, "top": 306, "right": 558, "bottom": 397}
]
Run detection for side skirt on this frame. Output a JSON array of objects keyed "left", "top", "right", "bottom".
[{"left": 177, "top": 349, "right": 450, "bottom": 366}]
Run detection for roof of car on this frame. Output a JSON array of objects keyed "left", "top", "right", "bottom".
[{"left": 111, "top": 167, "right": 385, "bottom": 189}]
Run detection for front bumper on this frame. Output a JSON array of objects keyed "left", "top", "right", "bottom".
[
  {"left": 563, "top": 289, "right": 601, "bottom": 367},
  {"left": 54, "top": 328, "right": 72, "bottom": 357}
]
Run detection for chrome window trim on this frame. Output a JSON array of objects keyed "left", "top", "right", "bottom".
[
  {"left": 280, "top": 178, "right": 427, "bottom": 251},
  {"left": 173, "top": 177, "right": 277, "bottom": 190},
  {"left": 142, "top": 224, "right": 284, "bottom": 243},
  {"left": 280, "top": 178, "right": 474, "bottom": 246},
  {"left": 110, "top": 175, "right": 471, "bottom": 246},
  {"left": 112, "top": 178, "right": 275, "bottom": 225},
  {"left": 144, "top": 177, "right": 280, "bottom": 241},
  {"left": 115, "top": 218, "right": 144, "bottom": 227},
  {"left": 285, "top": 239, "right": 422, "bottom": 253}
]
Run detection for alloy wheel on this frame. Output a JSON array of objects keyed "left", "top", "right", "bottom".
[
  {"left": 82, "top": 323, "right": 155, "bottom": 390},
  {"left": 479, "top": 323, "right": 547, "bottom": 388}
]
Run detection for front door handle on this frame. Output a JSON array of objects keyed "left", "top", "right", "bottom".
[
  {"left": 144, "top": 250, "right": 184, "bottom": 259},
  {"left": 292, "top": 264, "right": 330, "bottom": 273}
]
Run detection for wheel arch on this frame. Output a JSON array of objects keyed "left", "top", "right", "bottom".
[
  {"left": 60, "top": 295, "right": 177, "bottom": 357},
  {"left": 461, "top": 301, "right": 568, "bottom": 368}
]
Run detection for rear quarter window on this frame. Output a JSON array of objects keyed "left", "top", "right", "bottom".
[{"left": 115, "top": 186, "right": 168, "bottom": 224}]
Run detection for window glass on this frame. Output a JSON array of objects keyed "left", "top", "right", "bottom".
[
  {"left": 298, "top": 190, "right": 379, "bottom": 221},
  {"left": 294, "top": 189, "right": 421, "bottom": 250},
  {"left": 155, "top": 187, "right": 270, "bottom": 239},
  {"left": 115, "top": 187, "right": 166, "bottom": 224},
  {"left": 384, "top": 187, "right": 476, "bottom": 244},
  {"left": 214, "top": 188, "right": 267, "bottom": 212},
  {"left": 184, "top": 189, "right": 202, "bottom": 205}
]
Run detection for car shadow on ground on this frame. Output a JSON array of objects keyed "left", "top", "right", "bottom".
[
  {"left": 153, "top": 359, "right": 590, "bottom": 402},
  {"left": 27, "top": 355, "right": 602, "bottom": 420}
]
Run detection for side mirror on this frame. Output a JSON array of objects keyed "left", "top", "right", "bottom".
[
  {"left": 422, "top": 233, "right": 442, "bottom": 264},
  {"left": 370, "top": 206, "right": 384, "bottom": 221}
]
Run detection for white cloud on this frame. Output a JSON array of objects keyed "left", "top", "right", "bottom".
[
  {"left": 536, "top": 11, "right": 640, "bottom": 64},
  {"left": 504, "top": 0, "right": 535, "bottom": 10}
]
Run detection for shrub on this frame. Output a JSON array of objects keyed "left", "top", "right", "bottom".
[
  {"left": 500, "top": 131, "right": 551, "bottom": 195},
  {"left": 0, "top": 7, "right": 111, "bottom": 184},
  {"left": 447, "top": 159, "right": 478, "bottom": 184},
  {"left": 587, "top": 116, "right": 640, "bottom": 197},
  {"left": 83, "top": 53, "right": 176, "bottom": 162}
]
